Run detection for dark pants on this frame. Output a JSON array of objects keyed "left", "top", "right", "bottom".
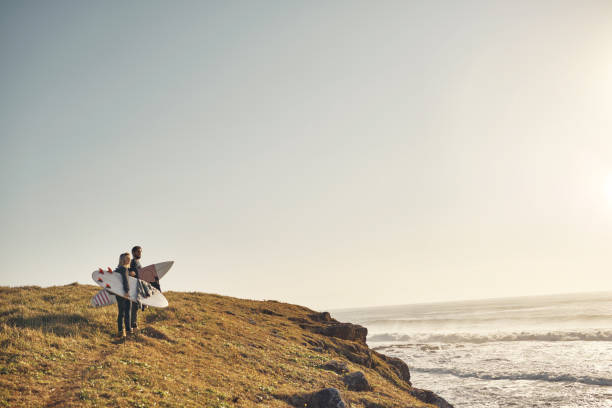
[
  {"left": 130, "top": 301, "right": 139, "bottom": 328},
  {"left": 117, "top": 297, "right": 131, "bottom": 333}
]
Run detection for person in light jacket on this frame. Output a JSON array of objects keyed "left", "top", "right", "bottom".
[{"left": 115, "top": 252, "right": 132, "bottom": 340}]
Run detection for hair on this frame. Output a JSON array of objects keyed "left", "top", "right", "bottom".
[
  {"left": 131, "top": 246, "right": 141, "bottom": 255},
  {"left": 118, "top": 252, "right": 131, "bottom": 268}
]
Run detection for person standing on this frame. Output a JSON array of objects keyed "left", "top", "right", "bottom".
[
  {"left": 115, "top": 252, "right": 132, "bottom": 340},
  {"left": 129, "top": 245, "right": 142, "bottom": 332}
]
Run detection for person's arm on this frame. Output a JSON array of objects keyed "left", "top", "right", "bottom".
[
  {"left": 120, "top": 267, "right": 130, "bottom": 294},
  {"left": 129, "top": 259, "right": 141, "bottom": 279}
]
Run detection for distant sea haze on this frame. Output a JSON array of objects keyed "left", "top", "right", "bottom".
[{"left": 332, "top": 292, "right": 612, "bottom": 408}]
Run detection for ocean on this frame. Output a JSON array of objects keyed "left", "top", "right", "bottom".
[{"left": 331, "top": 292, "right": 612, "bottom": 408}]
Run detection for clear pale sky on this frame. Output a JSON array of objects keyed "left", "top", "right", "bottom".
[{"left": 1, "top": 1, "right": 611, "bottom": 310}]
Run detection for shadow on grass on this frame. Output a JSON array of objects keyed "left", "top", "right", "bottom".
[
  {"left": 7, "top": 313, "right": 106, "bottom": 337},
  {"left": 144, "top": 307, "right": 175, "bottom": 323},
  {"left": 140, "top": 326, "right": 176, "bottom": 343}
]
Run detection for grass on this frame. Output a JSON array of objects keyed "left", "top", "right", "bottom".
[{"left": 0, "top": 284, "right": 439, "bottom": 408}]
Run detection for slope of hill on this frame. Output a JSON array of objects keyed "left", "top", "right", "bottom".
[{"left": 0, "top": 284, "right": 452, "bottom": 408}]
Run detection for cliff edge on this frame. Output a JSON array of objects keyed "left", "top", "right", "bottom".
[{"left": 0, "top": 284, "right": 453, "bottom": 408}]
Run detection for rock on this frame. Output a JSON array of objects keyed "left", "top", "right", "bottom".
[
  {"left": 335, "top": 342, "right": 373, "bottom": 367},
  {"left": 373, "top": 352, "right": 411, "bottom": 384},
  {"left": 309, "top": 312, "right": 333, "bottom": 322},
  {"left": 387, "top": 356, "right": 411, "bottom": 384},
  {"left": 409, "top": 388, "right": 454, "bottom": 408},
  {"left": 297, "top": 313, "right": 367, "bottom": 343},
  {"left": 286, "top": 388, "right": 346, "bottom": 408},
  {"left": 320, "top": 360, "right": 349, "bottom": 374},
  {"left": 342, "top": 371, "right": 372, "bottom": 391},
  {"left": 319, "top": 323, "right": 368, "bottom": 343},
  {"left": 309, "top": 388, "right": 347, "bottom": 408}
]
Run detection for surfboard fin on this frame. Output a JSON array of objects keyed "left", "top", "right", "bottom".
[
  {"left": 99, "top": 268, "right": 104, "bottom": 274},
  {"left": 107, "top": 267, "right": 112, "bottom": 273},
  {"left": 98, "top": 277, "right": 103, "bottom": 282},
  {"left": 106, "top": 283, "right": 111, "bottom": 288}
]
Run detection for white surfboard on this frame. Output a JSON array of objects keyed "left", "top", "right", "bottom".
[
  {"left": 90, "top": 261, "right": 173, "bottom": 307},
  {"left": 91, "top": 268, "right": 168, "bottom": 308}
]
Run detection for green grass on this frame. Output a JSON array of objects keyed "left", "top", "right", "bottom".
[{"left": 0, "top": 284, "right": 438, "bottom": 408}]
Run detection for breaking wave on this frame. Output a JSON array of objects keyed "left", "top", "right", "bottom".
[
  {"left": 362, "top": 314, "right": 612, "bottom": 326},
  {"left": 409, "top": 367, "right": 612, "bottom": 386},
  {"left": 368, "top": 329, "right": 612, "bottom": 343}
]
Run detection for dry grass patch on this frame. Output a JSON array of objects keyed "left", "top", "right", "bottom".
[{"left": 0, "top": 284, "right": 440, "bottom": 408}]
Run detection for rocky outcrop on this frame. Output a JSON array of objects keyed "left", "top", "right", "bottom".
[
  {"left": 409, "top": 388, "right": 454, "bottom": 408},
  {"left": 373, "top": 351, "right": 411, "bottom": 384},
  {"left": 318, "top": 322, "right": 368, "bottom": 343},
  {"left": 309, "top": 388, "right": 347, "bottom": 408},
  {"left": 297, "top": 312, "right": 368, "bottom": 344},
  {"left": 342, "top": 371, "right": 372, "bottom": 391},
  {"left": 284, "top": 388, "right": 347, "bottom": 408},
  {"left": 287, "top": 309, "right": 453, "bottom": 407},
  {"left": 309, "top": 312, "right": 333, "bottom": 322},
  {"left": 296, "top": 315, "right": 413, "bottom": 391}
]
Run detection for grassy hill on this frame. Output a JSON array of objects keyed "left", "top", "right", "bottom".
[{"left": 0, "top": 284, "right": 451, "bottom": 408}]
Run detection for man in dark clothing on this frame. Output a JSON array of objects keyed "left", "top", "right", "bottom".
[{"left": 129, "top": 245, "right": 142, "bottom": 332}]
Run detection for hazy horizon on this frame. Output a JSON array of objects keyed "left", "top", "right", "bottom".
[
  {"left": 2, "top": 1, "right": 612, "bottom": 310},
  {"left": 4, "top": 281, "right": 610, "bottom": 312},
  {"left": 328, "top": 289, "right": 612, "bottom": 312}
]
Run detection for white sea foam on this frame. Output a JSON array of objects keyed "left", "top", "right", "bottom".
[
  {"left": 409, "top": 366, "right": 612, "bottom": 386},
  {"left": 331, "top": 292, "right": 612, "bottom": 407},
  {"left": 368, "top": 329, "right": 612, "bottom": 343}
]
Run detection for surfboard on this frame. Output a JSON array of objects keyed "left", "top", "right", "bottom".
[
  {"left": 91, "top": 268, "right": 169, "bottom": 308},
  {"left": 91, "top": 289, "right": 117, "bottom": 307},
  {"left": 139, "top": 261, "right": 173, "bottom": 282},
  {"left": 90, "top": 261, "right": 173, "bottom": 307}
]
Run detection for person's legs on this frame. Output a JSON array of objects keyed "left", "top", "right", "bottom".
[
  {"left": 124, "top": 300, "right": 131, "bottom": 334},
  {"left": 130, "top": 301, "right": 138, "bottom": 330},
  {"left": 117, "top": 300, "right": 123, "bottom": 333},
  {"left": 117, "top": 298, "right": 128, "bottom": 337}
]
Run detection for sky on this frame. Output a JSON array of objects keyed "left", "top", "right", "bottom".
[{"left": 1, "top": 1, "right": 612, "bottom": 310}]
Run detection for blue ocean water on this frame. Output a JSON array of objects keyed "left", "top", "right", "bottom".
[{"left": 331, "top": 292, "right": 612, "bottom": 408}]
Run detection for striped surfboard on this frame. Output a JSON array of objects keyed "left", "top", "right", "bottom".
[{"left": 91, "top": 289, "right": 116, "bottom": 307}]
